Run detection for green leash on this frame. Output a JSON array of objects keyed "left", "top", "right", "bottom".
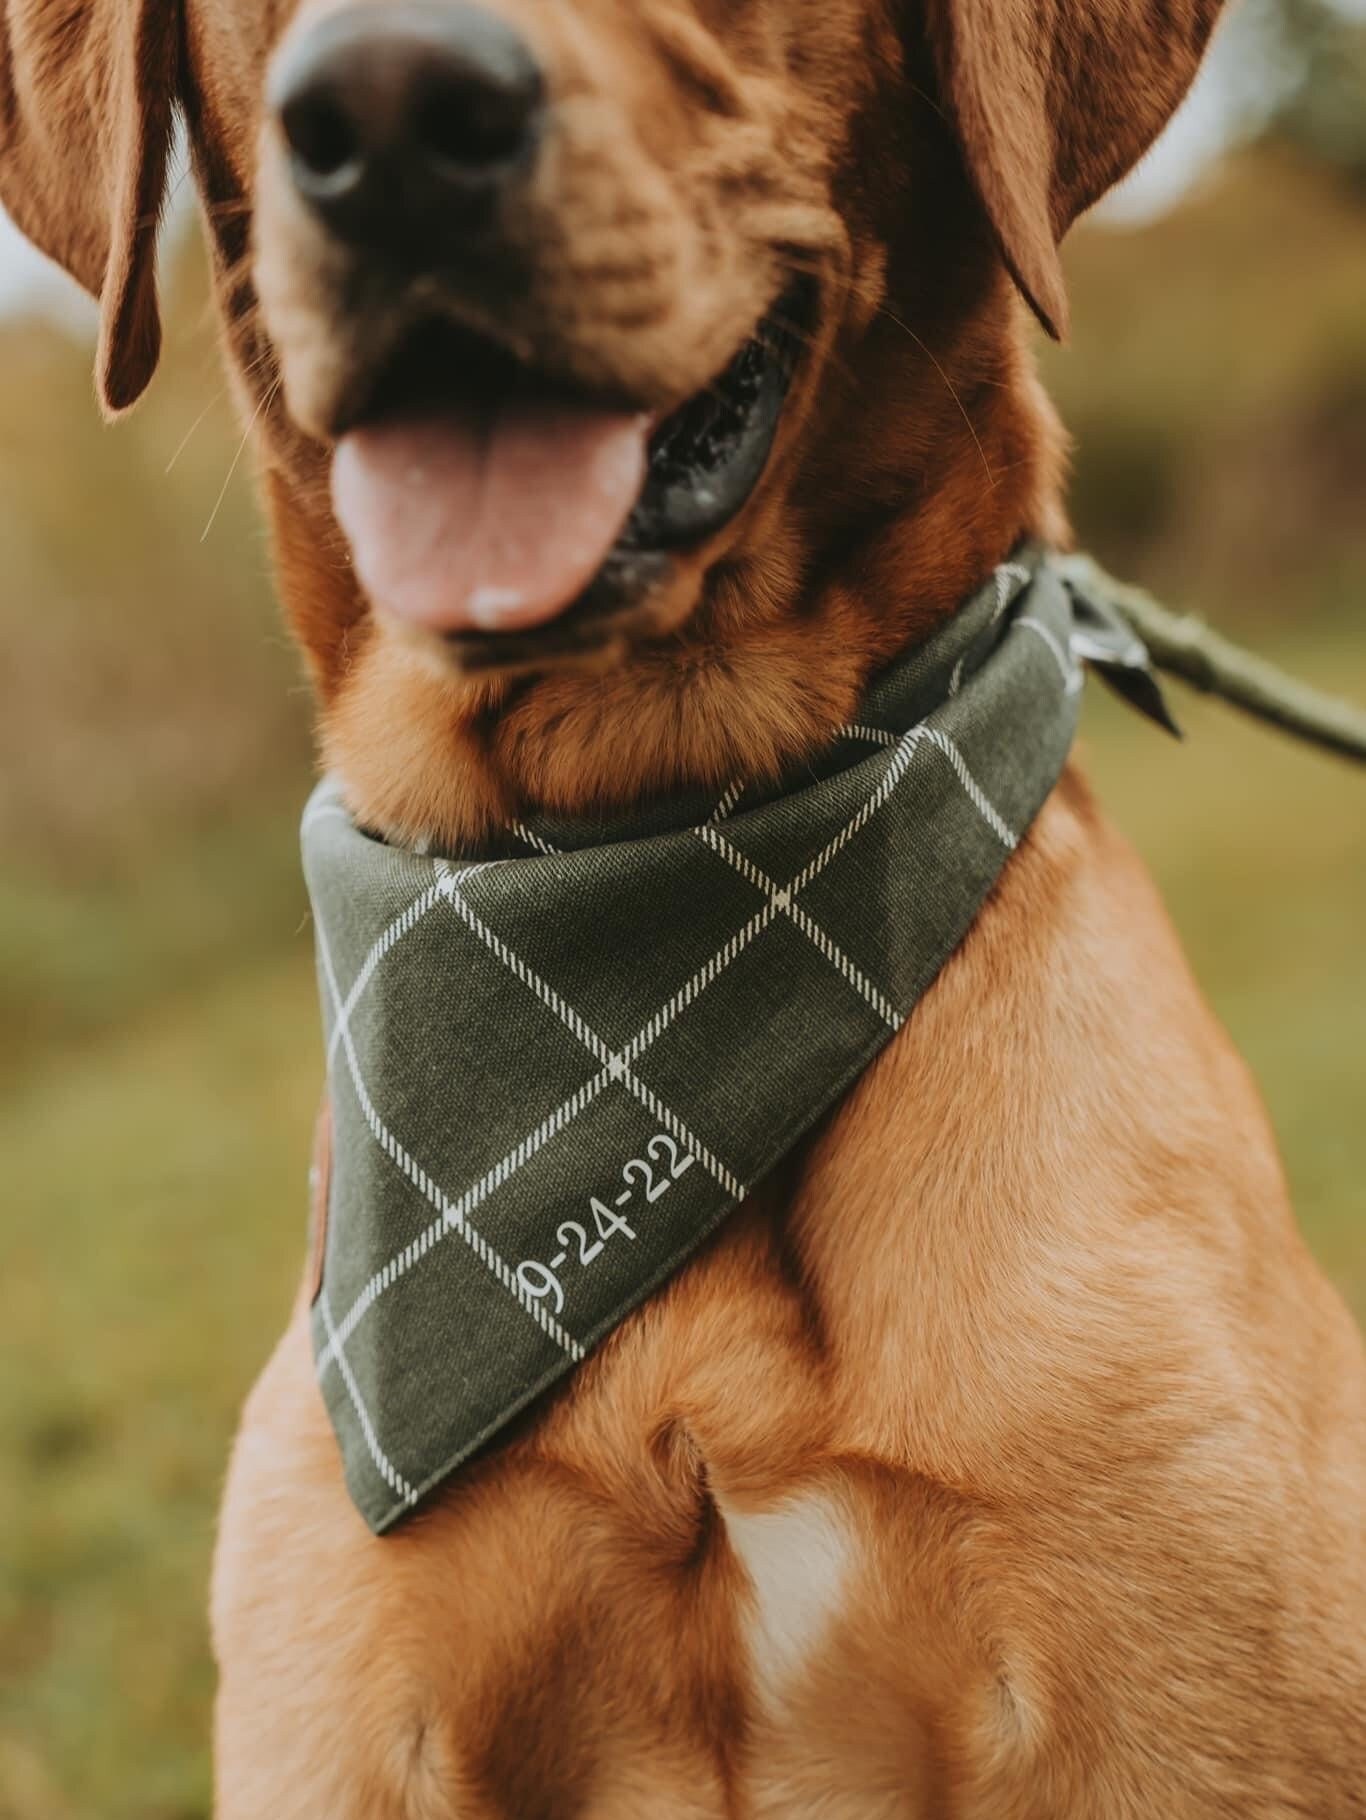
[{"left": 1062, "top": 555, "right": 1366, "bottom": 766}]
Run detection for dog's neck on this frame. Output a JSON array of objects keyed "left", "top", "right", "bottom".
[{"left": 266, "top": 284, "right": 1067, "bottom": 853}]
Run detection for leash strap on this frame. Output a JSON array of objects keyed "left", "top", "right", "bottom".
[{"left": 1062, "top": 555, "right": 1366, "bottom": 766}]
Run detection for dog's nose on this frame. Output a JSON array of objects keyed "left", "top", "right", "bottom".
[{"left": 271, "top": 1, "right": 544, "bottom": 252}]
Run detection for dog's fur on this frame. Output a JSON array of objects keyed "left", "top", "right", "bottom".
[{"left": 4, "top": 0, "right": 1365, "bottom": 1810}]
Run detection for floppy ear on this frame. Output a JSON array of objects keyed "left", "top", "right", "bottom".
[
  {"left": 924, "top": 0, "right": 1225, "bottom": 340},
  {"left": 0, "top": 0, "right": 179, "bottom": 414}
]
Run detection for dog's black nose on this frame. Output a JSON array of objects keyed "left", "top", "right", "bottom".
[{"left": 271, "top": 1, "right": 544, "bottom": 251}]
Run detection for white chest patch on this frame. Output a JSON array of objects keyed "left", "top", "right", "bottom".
[{"left": 717, "top": 1491, "right": 857, "bottom": 1700}]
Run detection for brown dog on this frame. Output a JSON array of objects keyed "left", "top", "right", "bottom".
[{"left": 5, "top": 0, "right": 1365, "bottom": 1811}]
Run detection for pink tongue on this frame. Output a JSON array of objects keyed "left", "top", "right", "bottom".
[{"left": 331, "top": 401, "right": 651, "bottom": 635}]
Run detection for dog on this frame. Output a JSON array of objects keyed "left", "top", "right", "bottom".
[{"left": 4, "top": 0, "right": 1365, "bottom": 1810}]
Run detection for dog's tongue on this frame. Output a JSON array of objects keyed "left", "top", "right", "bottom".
[{"left": 331, "top": 401, "right": 651, "bottom": 635}]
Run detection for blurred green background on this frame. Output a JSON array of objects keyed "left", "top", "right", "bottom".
[{"left": 2, "top": 2, "right": 1364, "bottom": 1812}]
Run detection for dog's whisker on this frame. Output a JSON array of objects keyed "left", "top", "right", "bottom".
[
  {"left": 200, "top": 377, "right": 282, "bottom": 542},
  {"left": 165, "top": 332, "right": 283, "bottom": 475},
  {"left": 877, "top": 304, "right": 996, "bottom": 489},
  {"left": 165, "top": 390, "right": 227, "bottom": 474}
]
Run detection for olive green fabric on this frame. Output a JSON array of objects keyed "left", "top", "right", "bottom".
[{"left": 303, "top": 546, "right": 1163, "bottom": 1532}]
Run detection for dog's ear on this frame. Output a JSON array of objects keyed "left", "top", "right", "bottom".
[
  {"left": 0, "top": 0, "right": 179, "bottom": 414},
  {"left": 924, "top": 0, "right": 1225, "bottom": 340}
]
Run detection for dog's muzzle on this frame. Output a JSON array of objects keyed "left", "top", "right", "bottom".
[{"left": 264, "top": 2, "right": 807, "bottom": 660}]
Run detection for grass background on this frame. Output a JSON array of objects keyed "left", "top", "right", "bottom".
[{"left": 2, "top": 138, "right": 1364, "bottom": 1818}]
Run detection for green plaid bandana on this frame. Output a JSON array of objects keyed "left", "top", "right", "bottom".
[{"left": 302, "top": 546, "right": 1168, "bottom": 1532}]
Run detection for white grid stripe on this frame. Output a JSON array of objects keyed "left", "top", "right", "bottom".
[
  {"left": 510, "top": 820, "right": 561, "bottom": 856},
  {"left": 790, "top": 726, "right": 929, "bottom": 896},
  {"left": 316, "top": 1066, "right": 607, "bottom": 1373},
  {"left": 840, "top": 723, "right": 898, "bottom": 749},
  {"left": 1001, "top": 562, "right": 1033, "bottom": 590},
  {"left": 309, "top": 559, "right": 1039, "bottom": 1483},
  {"left": 710, "top": 780, "right": 745, "bottom": 822},
  {"left": 625, "top": 1083, "right": 741, "bottom": 1195},
  {"left": 318, "top": 1288, "right": 417, "bottom": 1508},
  {"left": 326, "top": 880, "right": 447, "bottom": 1067},
  {"left": 437, "top": 868, "right": 745, "bottom": 1198},
  {"left": 315, "top": 912, "right": 583, "bottom": 1360},
  {"left": 922, "top": 730, "right": 1018, "bottom": 850},
  {"left": 698, "top": 824, "right": 901, "bottom": 1027},
  {"left": 316, "top": 896, "right": 786, "bottom": 1379},
  {"left": 949, "top": 560, "right": 1033, "bottom": 696},
  {"left": 1016, "top": 615, "right": 1083, "bottom": 695},
  {"left": 437, "top": 874, "right": 610, "bottom": 1060},
  {"left": 620, "top": 899, "right": 780, "bottom": 1061}
]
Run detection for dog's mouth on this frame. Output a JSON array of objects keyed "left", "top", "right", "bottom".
[{"left": 328, "top": 289, "right": 808, "bottom": 667}]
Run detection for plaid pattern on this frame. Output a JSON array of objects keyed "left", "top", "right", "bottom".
[{"left": 302, "top": 548, "right": 1156, "bottom": 1532}]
